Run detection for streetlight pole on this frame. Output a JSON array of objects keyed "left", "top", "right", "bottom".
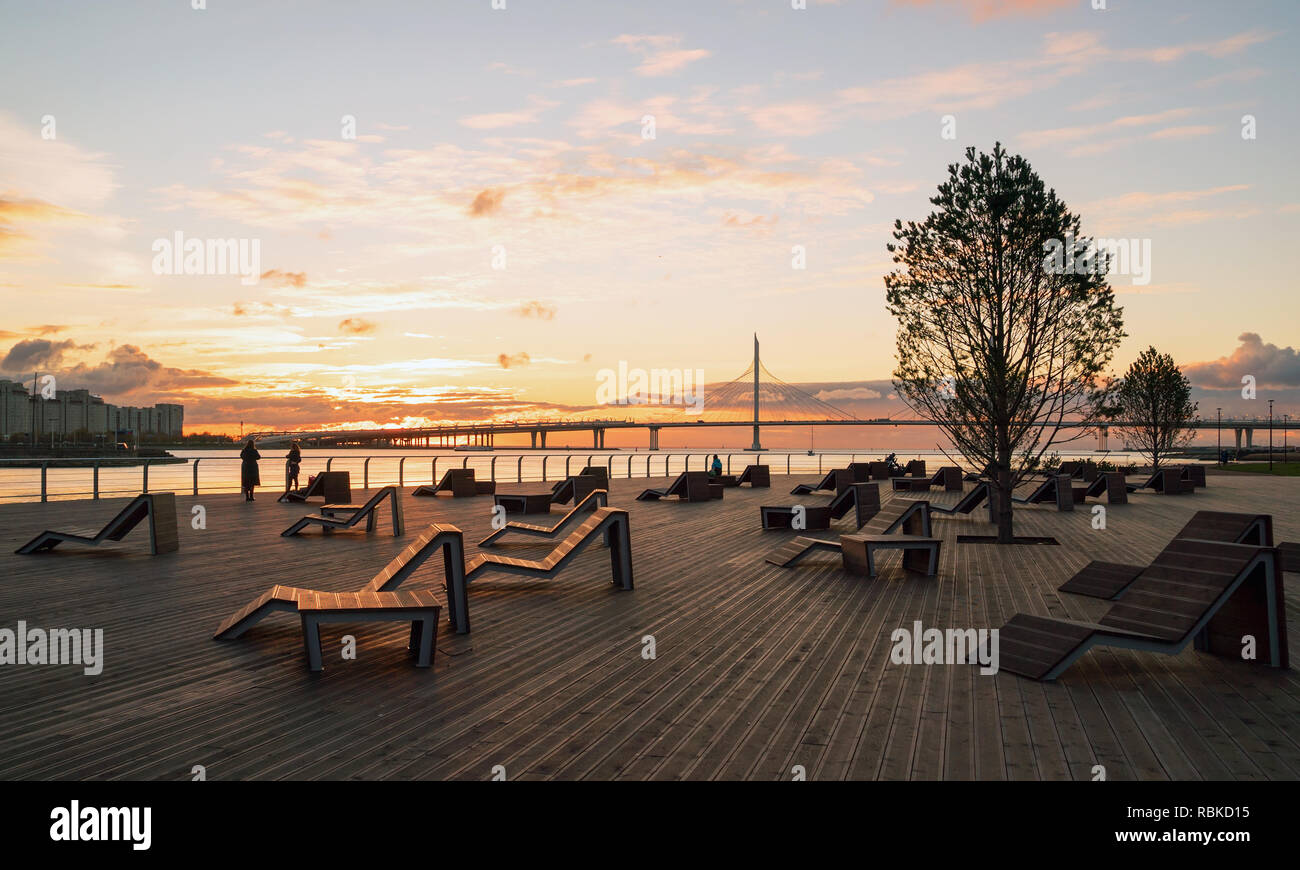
[
  {"left": 1267, "top": 399, "right": 1274, "bottom": 472},
  {"left": 1216, "top": 407, "right": 1221, "bottom": 466}
]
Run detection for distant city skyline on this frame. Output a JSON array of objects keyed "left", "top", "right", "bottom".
[{"left": 1, "top": 0, "right": 1297, "bottom": 446}]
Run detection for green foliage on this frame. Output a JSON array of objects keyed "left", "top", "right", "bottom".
[
  {"left": 885, "top": 143, "right": 1125, "bottom": 541},
  {"left": 1103, "top": 346, "right": 1196, "bottom": 470}
]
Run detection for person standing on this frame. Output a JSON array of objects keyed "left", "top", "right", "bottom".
[
  {"left": 286, "top": 440, "right": 302, "bottom": 491},
  {"left": 240, "top": 437, "right": 262, "bottom": 501}
]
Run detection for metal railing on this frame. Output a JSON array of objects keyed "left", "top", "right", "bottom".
[{"left": 0, "top": 450, "right": 957, "bottom": 503}]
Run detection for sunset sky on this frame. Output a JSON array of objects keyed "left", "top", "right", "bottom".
[{"left": 1, "top": 0, "right": 1297, "bottom": 447}]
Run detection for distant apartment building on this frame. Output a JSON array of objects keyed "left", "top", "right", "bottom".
[{"left": 0, "top": 379, "right": 184, "bottom": 440}]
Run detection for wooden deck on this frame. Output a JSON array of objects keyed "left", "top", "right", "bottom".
[{"left": 1, "top": 471, "right": 1297, "bottom": 781}]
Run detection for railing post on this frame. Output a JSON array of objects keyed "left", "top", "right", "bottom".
[
  {"left": 192, "top": 459, "right": 199, "bottom": 496},
  {"left": 565, "top": 456, "right": 572, "bottom": 477},
  {"left": 94, "top": 461, "right": 100, "bottom": 500},
  {"left": 364, "top": 457, "right": 371, "bottom": 489},
  {"left": 462, "top": 457, "right": 469, "bottom": 468},
  {"left": 143, "top": 459, "right": 150, "bottom": 493},
  {"left": 818, "top": 454, "right": 822, "bottom": 474},
  {"left": 645, "top": 454, "right": 651, "bottom": 478},
  {"left": 726, "top": 454, "right": 731, "bottom": 474},
  {"left": 787, "top": 454, "right": 791, "bottom": 475},
  {"left": 326, "top": 457, "right": 334, "bottom": 471},
  {"left": 399, "top": 457, "right": 405, "bottom": 488},
  {"left": 490, "top": 456, "right": 497, "bottom": 481},
  {"left": 517, "top": 455, "right": 523, "bottom": 483},
  {"left": 542, "top": 455, "right": 549, "bottom": 482}
]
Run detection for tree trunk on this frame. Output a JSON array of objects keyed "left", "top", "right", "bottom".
[{"left": 995, "top": 433, "right": 1014, "bottom": 544}]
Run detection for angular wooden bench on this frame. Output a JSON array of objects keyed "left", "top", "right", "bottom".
[
  {"left": 765, "top": 498, "right": 931, "bottom": 568},
  {"left": 446, "top": 508, "right": 634, "bottom": 634},
  {"left": 840, "top": 532, "right": 942, "bottom": 578},
  {"left": 280, "top": 471, "right": 351, "bottom": 504},
  {"left": 1012, "top": 474, "right": 1074, "bottom": 511},
  {"left": 1279, "top": 541, "right": 1299, "bottom": 573},
  {"left": 930, "top": 480, "right": 989, "bottom": 515},
  {"left": 479, "top": 489, "right": 609, "bottom": 547},
  {"left": 1182, "top": 465, "right": 1207, "bottom": 488},
  {"left": 413, "top": 467, "right": 478, "bottom": 497},
  {"left": 1072, "top": 471, "right": 1128, "bottom": 505},
  {"left": 638, "top": 471, "right": 713, "bottom": 502},
  {"left": 999, "top": 539, "right": 1287, "bottom": 681},
  {"left": 790, "top": 468, "right": 851, "bottom": 495},
  {"left": 214, "top": 524, "right": 467, "bottom": 669},
  {"left": 16, "top": 492, "right": 179, "bottom": 556},
  {"left": 737, "top": 464, "right": 770, "bottom": 487},
  {"left": 1059, "top": 511, "right": 1274, "bottom": 599},
  {"left": 760, "top": 482, "right": 880, "bottom": 531},
  {"left": 281, "top": 486, "right": 404, "bottom": 537},
  {"left": 551, "top": 474, "right": 601, "bottom": 505},
  {"left": 493, "top": 492, "right": 553, "bottom": 515}
]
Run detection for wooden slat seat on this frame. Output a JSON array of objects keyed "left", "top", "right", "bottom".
[
  {"left": 16, "top": 492, "right": 179, "bottom": 556},
  {"left": 280, "top": 471, "right": 351, "bottom": 504},
  {"left": 479, "top": 489, "right": 608, "bottom": 546},
  {"left": 790, "top": 468, "right": 851, "bottom": 495},
  {"left": 1001, "top": 540, "right": 1287, "bottom": 681},
  {"left": 440, "top": 507, "right": 633, "bottom": 633},
  {"left": 840, "top": 533, "right": 942, "bottom": 578},
  {"left": 493, "top": 493, "right": 553, "bottom": 515},
  {"left": 1059, "top": 511, "right": 1274, "bottom": 599},
  {"left": 930, "top": 481, "right": 988, "bottom": 516},
  {"left": 737, "top": 464, "right": 770, "bottom": 487},
  {"left": 765, "top": 536, "right": 842, "bottom": 568},
  {"left": 638, "top": 471, "right": 712, "bottom": 503},
  {"left": 281, "top": 487, "right": 404, "bottom": 537}
]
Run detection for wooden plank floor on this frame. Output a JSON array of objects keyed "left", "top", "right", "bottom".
[{"left": 0, "top": 470, "right": 1297, "bottom": 780}]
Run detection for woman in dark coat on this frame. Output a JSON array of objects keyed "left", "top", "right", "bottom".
[
  {"left": 285, "top": 440, "right": 302, "bottom": 491},
  {"left": 240, "top": 438, "right": 261, "bottom": 501}
]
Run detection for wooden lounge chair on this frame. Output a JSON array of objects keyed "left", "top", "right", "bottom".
[
  {"left": 281, "top": 486, "right": 404, "bottom": 537},
  {"left": 1182, "top": 465, "right": 1207, "bottom": 488},
  {"left": 766, "top": 498, "right": 931, "bottom": 567},
  {"left": 638, "top": 471, "right": 713, "bottom": 502},
  {"left": 999, "top": 539, "right": 1288, "bottom": 680},
  {"left": 213, "top": 523, "right": 468, "bottom": 669},
  {"left": 1012, "top": 474, "right": 1074, "bottom": 511},
  {"left": 737, "top": 464, "right": 771, "bottom": 487},
  {"left": 16, "top": 492, "right": 179, "bottom": 556},
  {"left": 493, "top": 492, "right": 553, "bottom": 515},
  {"left": 869, "top": 461, "right": 891, "bottom": 481},
  {"left": 1127, "top": 466, "right": 1190, "bottom": 494},
  {"left": 413, "top": 468, "right": 478, "bottom": 497},
  {"left": 790, "top": 468, "right": 851, "bottom": 495},
  {"left": 479, "top": 489, "right": 609, "bottom": 547},
  {"left": 930, "top": 481, "right": 989, "bottom": 515},
  {"left": 1279, "top": 542, "right": 1299, "bottom": 573},
  {"left": 761, "top": 482, "right": 880, "bottom": 531},
  {"left": 551, "top": 474, "right": 601, "bottom": 505},
  {"left": 1059, "top": 511, "right": 1274, "bottom": 599},
  {"left": 905, "top": 460, "right": 927, "bottom": 477},
  {"left": 764, "top": 527, "right": 941, "bottom": 578},
  {"left": 280, "top": 471, "right": 351, "bottom": 504},
  {"left": 444, "top": 507, "right": 634, "bottom": 634},
  {"left": 847, "top": 462, "right": 873, "bottom": 483},
  {"left": 1072, "top": 472, "right": 1128, "bottom": 505},
  {"left": 578, "top": 466, "right": 610, "bottom": 491},
  {"left": 964, "top": 461, "right": 996, "bottom": 482}
]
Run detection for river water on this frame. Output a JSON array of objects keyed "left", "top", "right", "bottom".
[{"left": 0, "top": 446, "right": 1155, "bottom": 504}]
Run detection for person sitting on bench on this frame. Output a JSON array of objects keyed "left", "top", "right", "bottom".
[{"left": 710, "top": 454, "right": 723, "bottom": 478}]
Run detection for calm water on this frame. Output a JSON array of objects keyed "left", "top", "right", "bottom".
[{"left": 0, "top": 446, "right": 1153, "bottom": 504}]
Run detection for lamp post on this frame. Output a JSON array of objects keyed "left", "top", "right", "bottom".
[
  {"left": 1268, "top": 399, "right": 1274, "bottom": 472},
  {"left": 1216, "top": 407, "right": 1222, "bottom": 466}
]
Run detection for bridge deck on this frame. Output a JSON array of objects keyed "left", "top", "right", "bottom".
[{"left": 1, "top": 471, "right": 1297, "bottom": 780}]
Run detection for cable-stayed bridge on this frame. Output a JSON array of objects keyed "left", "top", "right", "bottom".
[{"left": 249, "top": 337, "right": 1291, "bottom": 450}]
